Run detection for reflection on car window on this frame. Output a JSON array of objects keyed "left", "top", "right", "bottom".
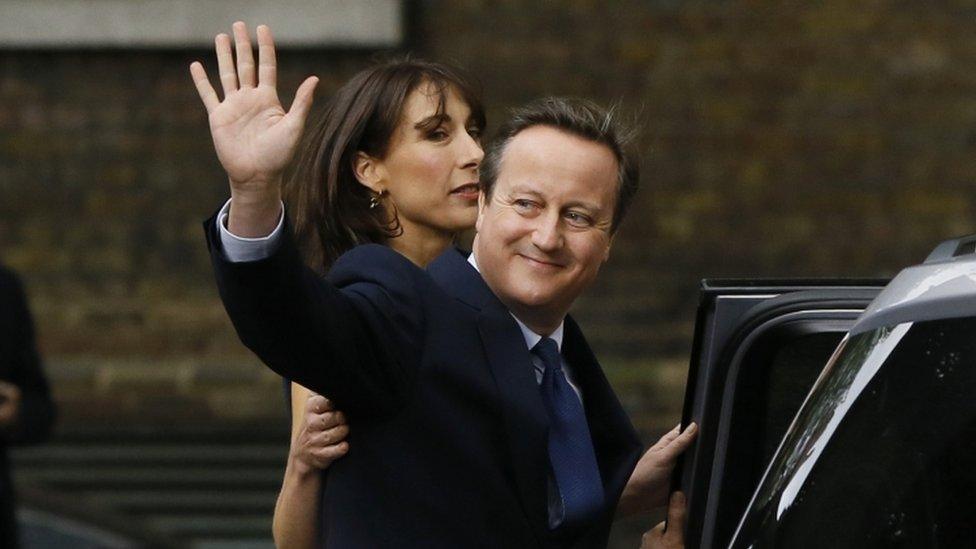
[{"left": 732, "top": 317, "right": 976, "bottom": 548}]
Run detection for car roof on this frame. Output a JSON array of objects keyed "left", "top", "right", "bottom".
[{"left": 850, "top": 234, "right": 976, "bottom": 336}]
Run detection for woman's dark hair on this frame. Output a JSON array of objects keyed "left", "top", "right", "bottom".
[{"left": 285, "top": 58, "right": 485, "bottom": 273}]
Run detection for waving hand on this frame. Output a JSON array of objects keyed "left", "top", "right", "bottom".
[{"left": 190, "top": 22, "right": 318, "bottom": 235}]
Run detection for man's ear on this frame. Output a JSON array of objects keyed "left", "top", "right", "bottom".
[
  {"left": 353, "top": 151, "right": 386, "bottom": 193},
  {"left": 475, "top": 190, "right": 487, "bottom": 233},
  {"left": 603, "top": 233, "right": 614, "bottom": 262}
]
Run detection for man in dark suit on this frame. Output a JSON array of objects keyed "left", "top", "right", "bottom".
[
  {"left": 207, "top": 98, "right": 686, "bottom": 547},
  {"left": 0, "top": 264, "right": 56, "bottom": 548}
]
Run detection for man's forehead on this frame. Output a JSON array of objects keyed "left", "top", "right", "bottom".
[{"left": 495, "top": 125, "right": 618, "bottom": 196}]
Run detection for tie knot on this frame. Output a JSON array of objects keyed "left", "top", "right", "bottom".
[{"left": 532, "top": 337, "right": 561, "bottom": 369}]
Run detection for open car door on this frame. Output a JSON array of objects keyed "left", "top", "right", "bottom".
[{"left": 675, "top": 279, "right": 887, "bottom": 549}]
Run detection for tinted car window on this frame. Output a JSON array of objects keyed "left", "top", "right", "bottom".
[
  {"left": 760, "top": 332, "right": 846, "bottom": 466},
  {"left": 732, "top": 316, "right": 976, "bottom": 548}
]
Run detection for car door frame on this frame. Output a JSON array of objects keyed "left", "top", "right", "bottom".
[{"left": 674, "top": 279, "right": 887, "bottom": 549}]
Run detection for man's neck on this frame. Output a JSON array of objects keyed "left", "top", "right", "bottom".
[{"left": 506, "top": 306, "right": 563, "bottom": 338}]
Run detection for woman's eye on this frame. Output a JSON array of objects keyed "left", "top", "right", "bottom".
[
  {"left": 428, "top": 128, "right": 449, "bottom": 141},
  {"left": 467, "top": 127, "right": 482, "bottom": 141}
]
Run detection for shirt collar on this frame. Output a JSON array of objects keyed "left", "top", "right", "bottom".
[{"left": 468, "top": 251, "right": 564, "bottom": 352}]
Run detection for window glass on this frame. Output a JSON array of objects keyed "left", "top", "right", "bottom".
[
  {"left": 733, "top": 317, "right": 976, "bottom": 548},
  {"left": 760, "top": 332, "right": 847, "bottom": 466}
]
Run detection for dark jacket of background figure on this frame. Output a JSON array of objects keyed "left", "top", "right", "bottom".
[
  {"left": 0, "top": 264, "right": 57, "bottom": 548},
  {"left": 205, "top": 213, "right": 643, "bottom": 549}
]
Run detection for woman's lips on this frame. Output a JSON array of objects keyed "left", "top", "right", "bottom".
[{"left": 450, "top": 183, "right": 480, "bottom": 200}]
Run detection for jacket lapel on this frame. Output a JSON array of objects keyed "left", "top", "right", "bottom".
[{"left": 427, "top": 249, "right": 552, "bottom": 540}]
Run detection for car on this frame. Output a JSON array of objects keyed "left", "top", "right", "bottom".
[{"left": 677, "top": 234, "right": 976, "bottom": 548}]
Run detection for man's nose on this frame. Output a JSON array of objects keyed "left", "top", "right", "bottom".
[{"left": 531, "top": 211, "right": 563, "bottom": 252}]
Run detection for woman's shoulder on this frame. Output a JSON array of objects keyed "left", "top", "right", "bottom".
[{"left": 328, "top": 244, "right": 430, "bottom": 289}]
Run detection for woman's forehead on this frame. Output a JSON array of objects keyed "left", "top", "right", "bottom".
[{"left": 401, "top": 83, "right": 471, "bottom": 125}]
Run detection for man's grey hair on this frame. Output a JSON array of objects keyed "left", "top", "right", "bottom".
[{"left": 479, "top": 97, "right": 640, "bottom": 233}]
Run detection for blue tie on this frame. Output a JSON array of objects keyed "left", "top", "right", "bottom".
[{"left": 533, "top": 337, "right": 604, "bottom": 529}]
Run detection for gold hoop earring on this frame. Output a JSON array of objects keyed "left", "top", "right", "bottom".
[{"left": 369, "top": 190, "right": 386, "bottom": 210}]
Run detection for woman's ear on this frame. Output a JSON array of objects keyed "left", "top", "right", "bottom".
[{"left": 353, "top": 151, "right": 386, "bottom": 194}]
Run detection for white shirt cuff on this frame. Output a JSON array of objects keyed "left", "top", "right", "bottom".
[{"left": 216, "top": 198, "right": 285, "bottom": 263}]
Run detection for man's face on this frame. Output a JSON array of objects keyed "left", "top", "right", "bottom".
[{"left": 474, "top": 125, "right": 618, "bottom": 330}]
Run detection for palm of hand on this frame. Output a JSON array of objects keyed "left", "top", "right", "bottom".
[
  {"left": 190, "top": 23, "right": 317, "bottom": 195},
  {"left": 210, "top": 86, "right": 296, "bottom": 186}
]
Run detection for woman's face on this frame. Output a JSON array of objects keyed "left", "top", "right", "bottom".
[{"left": 370, "top": 82, "right": 484, "bottom": 239}]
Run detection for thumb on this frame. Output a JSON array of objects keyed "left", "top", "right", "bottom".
[
  {"left": 664, "top": 491, "right": 687, "bottom": 544},
  {"left": 285, "top": 76, "right": 319, "bottom": 127}
]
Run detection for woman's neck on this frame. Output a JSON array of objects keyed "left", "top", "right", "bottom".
[{"left": 388, "top": 220, "right": 455, "bottom": 267}]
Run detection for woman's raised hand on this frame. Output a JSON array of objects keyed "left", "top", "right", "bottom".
[{"left": 190, "top": 22, "right": 318, "bottom": 232}]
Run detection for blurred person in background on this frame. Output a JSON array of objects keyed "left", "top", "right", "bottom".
[
  {"left": 193, "top": 22, "right": 695, "bottom": 548},
  {"left": 0, "top": 263, "right": 56, "bottom": 548}
]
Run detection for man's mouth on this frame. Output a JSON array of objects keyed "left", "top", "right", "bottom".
[{"left": 518, "top": 254, "right": 564, "bottom": 269}]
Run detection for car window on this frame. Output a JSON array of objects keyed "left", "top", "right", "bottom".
[
  {"left": 760, "top": 332, "right": 846, "bottom": 466},
  {"left": 732, "top": 316, "right": 976, "bottom": 548},
  {"left": 706, "top": 328, "right": 848, "bottom": 547}
]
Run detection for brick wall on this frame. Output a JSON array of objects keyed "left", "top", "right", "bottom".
[{"left": 1, "top": 1, "right": 974, "bottom": 425}]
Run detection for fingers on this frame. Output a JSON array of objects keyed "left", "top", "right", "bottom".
[
  {"left": 312, "top": 440, "right": 350, "bottom": 465},
  {"left": 285, "top": 75, "right": 319, "bottom": 126},
  {"left": 305, "top": 409, "right": 347, "bottom": 432},
  {"left": 189, "top": 62, "right": 220, "bottom": 113},
  {"left": 657, "top": 422, "right": 698, "bottom": 461},
  {"left": 306, "top": 394, "right": 334, "bottom": 414},
  {"left": 256, "top": 24, "right": 277, "bottom": 89},
  {"left": 232, "top": 21, "right": 256, "bottom": 88},
  {"left": 311, "top": 423, "right": 350, "bottom": 447},
  {"left": 651, "top": 424, "right": 682, "bottom": 450},
  {"left": 214, "top": 33, "right": 238, "bottom": 96},
  {"left": 669, "top": 422, "right": 698, "bottom": 454}
]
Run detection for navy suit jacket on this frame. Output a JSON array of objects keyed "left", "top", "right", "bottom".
[{"left": 206, "top": 214, "right": 641, "bottom": 548}]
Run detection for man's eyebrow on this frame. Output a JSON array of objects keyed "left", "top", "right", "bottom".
[
  {"left": 508, "top": 186, "right": 545, "bottom": 199},
  {"left": 509, "top": 186, "right": 602, "bottom": 212},
  {"left": 564, "top": 199, "right": 602, "bottom": 213}
]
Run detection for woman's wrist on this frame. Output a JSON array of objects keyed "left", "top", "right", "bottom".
[{"left": 285, "top": 450, "right": 320, "bottom": 480}]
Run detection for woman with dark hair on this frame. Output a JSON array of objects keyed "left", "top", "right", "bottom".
[{"left": 191, "top": 22, "right": 484, "bottom": 548}]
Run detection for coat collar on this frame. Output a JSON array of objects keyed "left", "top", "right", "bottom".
[{"left": 426, "top": 246, "right": 497, "bottom": 312}]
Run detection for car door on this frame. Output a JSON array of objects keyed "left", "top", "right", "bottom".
[{"left": 674, "top": 279, "right": 887, "bottom": 549}]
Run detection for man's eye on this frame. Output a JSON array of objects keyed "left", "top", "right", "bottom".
[
  {"left": 513, "top": 199, "right": 536, "bottom": 211},
  {"left": 565, "top": 211, "right": 593, "bottom": 227}
]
